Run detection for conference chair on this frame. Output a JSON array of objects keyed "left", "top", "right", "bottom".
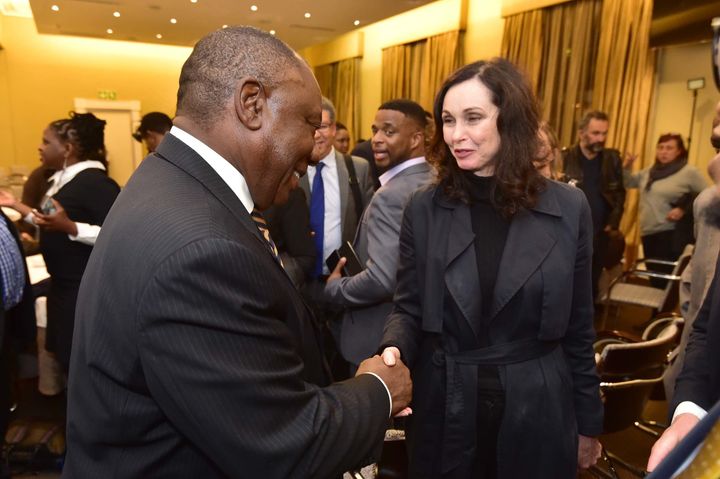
[{"left": 601, "top": 245, "right": 693, "bottom": 329}]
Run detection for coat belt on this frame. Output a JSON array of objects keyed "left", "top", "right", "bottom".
[{"left": 434, "top": 338, "right": 560, "bottom": 474}]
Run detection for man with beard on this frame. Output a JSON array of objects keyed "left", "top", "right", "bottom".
[
  {"left": 324, "top": 99, "right": 434, "bottom": 373},
  {"left": 563, "top": 110, "right": 626, "bottom": 301},
  {"left": 63, "top": 26, "right": 411, "bottom": 478}
]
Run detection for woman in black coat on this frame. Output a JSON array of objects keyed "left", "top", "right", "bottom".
[
  {"left": 380, "top": 59, "right": 603, "bottom": 478},
  {"left": 0, "top": 112, "right": 120, "bottom": 372}
]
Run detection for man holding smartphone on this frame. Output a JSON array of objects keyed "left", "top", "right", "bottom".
[{"left": 324, "top": 99, "right": 434, "bottom": 373}]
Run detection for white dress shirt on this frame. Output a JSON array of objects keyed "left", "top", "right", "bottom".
[
  {"left": 170, "top": 126, "right": 254, "bottom": 213},
  {"left": 306, "top": 147, "right": 341, "bottom": 274}
]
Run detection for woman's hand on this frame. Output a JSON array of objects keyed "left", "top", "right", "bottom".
[
  {"left": 33, "top": 199, "right": 77, "bottom": 236},
  {"left": 666, "top": 207, "right": 685, "bottom": 222},
  {"left": 577, "top": 435, "right": 601, "bottom": 469},
  {"left": 0, "top": 189, "right": 17, "bottom": 207},
  {"left": 623, "top": 153, "right": 638, "bottom": 169},
  {"left": 381, "top": 347, "right": 401, "bottom": 367}
]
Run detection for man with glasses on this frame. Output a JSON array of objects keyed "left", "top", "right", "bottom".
[{"left": 300, "top": 96, "right": 374, "bottom": 377}]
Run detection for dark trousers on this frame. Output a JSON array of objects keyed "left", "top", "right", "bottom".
[
  {"left": 592, "top": 231, "right": 609, "bottom": 302},
  {"left": 642, "top": 230, "right": 676, "bottom": 288}
]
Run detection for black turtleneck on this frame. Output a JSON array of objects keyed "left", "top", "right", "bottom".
[{"left": 465, "top": 173, "right": 510, "bottom": 324}]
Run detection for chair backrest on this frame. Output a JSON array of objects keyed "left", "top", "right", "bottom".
[
  {"left": 601, "top": 377, "right": 663, "bottom": 434},
  {"left": 598, "top": 320, "right": 680, "bottom": 381},
  {"left": 660, "top": 244, "right": 694, "bottom": 311}
]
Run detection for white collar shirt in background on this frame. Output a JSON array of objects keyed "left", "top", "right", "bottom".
[
  {"left": 378, "top": 156, "right": 426, "bottom": 186},
  {"left": 307, "top": 147, "right": 341, "bottom": 274}
]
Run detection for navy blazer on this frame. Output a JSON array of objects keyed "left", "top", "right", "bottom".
[
  {"left": 382, "top": 179, "right": 603, "bottom": 478},
  {"left": 64, "top": 134, "right": 389, "bottom": 479}
]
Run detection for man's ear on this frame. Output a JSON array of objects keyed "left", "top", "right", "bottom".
[
  {"left": 235, "top": 78, "right": 265, "bottom": 131},
  {"left": 410, "top": 129, "right": 424, "bottom": 151}
]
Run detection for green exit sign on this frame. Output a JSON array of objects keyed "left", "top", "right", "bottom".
[{"left": 98, "top": 90, "right": 118, "bottom": 100}]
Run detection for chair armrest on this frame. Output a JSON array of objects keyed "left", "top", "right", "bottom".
[
  {"left": 643, "top": 258, "right": 680, "bottom": 267},
  {"left": 595, "top": 329, "right": 643, "bottom": 343},
  {"left": 628, "top": 270, "right": 682, "bottom": 281}
]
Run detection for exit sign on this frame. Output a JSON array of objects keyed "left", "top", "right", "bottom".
[{"left": 98, "top": 90, "right": 118, "bottom": 100}]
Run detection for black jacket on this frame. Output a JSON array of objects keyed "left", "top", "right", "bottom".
[
  {"left": 562, "top": 145, "right": 626, "bottom": 230},
  {"left": 382, "top": 180, "right": 603, "bottom": 478}
]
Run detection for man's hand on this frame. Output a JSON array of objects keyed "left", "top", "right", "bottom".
[
  {"left": 577, "top": 435, "right": 601, "bottom": 469},
  {"left": 647, "top": 413, "right": 700, "bottom": 472},
  {"left": 357, "top": 354, "right": 412, "bottom": 417},
  {"left": 666, "top": 207, "right": 685, "bottom": 222},
  {"left": 33, "top": 199, "right": 78, "bottom": 235},
  {"left": 326, "top": 257, "right": 346, "bottom": 283}
]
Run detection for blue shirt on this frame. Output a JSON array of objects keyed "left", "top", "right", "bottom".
[{"left": 0, "top": 217, "right": 25, "bottom": 311}]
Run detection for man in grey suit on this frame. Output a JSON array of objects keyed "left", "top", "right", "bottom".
[
  {"left": 63, "top": 26, "right": 411, "bottom": 479},
  {"left": 325, "top": 99, "right": 434, "bottom": 370}
]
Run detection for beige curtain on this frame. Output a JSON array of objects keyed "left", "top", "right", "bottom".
[
  {"left": 381, "top": 31, "right": 464, "bottom": 111},
  {"left": 501, "top": 0, "right": 602, "bottom": 149},
  {"left": 592, "top": 0, "right": 655, "bottom": 254},
  {"left": 313, "top": 57, "right": 362, "bottom": 145}
]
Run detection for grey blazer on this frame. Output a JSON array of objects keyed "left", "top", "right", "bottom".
[
  {"left": 299, "top": 149, "right": 374, "bottom": 245},
  {"left": 324, "top": 161, "right": 434, "bottom": 365}
]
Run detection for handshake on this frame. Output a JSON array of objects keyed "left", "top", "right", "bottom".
[{"left": 356, "top": 347, "right": 413, "bottom": 417}]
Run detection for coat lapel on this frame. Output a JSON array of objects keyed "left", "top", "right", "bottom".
[
  {"left": 488, "top": 189, "right": 560, "bottom": 319},
  {"left": 443, "top": 201, "right": 482, "bottom": 336}
]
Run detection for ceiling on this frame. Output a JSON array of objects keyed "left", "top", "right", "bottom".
[
  {"left": 651, "top": 0, "right": 720, "bottom": 47},
  {"left": 25, "top": 0, "right": 437, "bottom": 50}
]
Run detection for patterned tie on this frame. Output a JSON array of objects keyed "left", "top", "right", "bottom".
[
  {"left": 251, "top": 209, "right": 282, "bottom": 267},
  {"left": 309, "top": 162, "right": 325, "bottom": 278},
  {"left": 677, "top": 419, "right": 720, "bottom": 479}
]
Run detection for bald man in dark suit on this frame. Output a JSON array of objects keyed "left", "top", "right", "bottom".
[{"left": 63, "top": 27, "right": 411, "bottom": 479}]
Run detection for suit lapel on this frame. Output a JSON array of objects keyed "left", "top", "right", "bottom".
[
  {"left": 299, "top": 174, "right": 311, "bottom": 207},
  {"left": 488, "top": 190, "right": 559, "bottom": 319},
  {"left": 154, "top": 135, "right": 287, "bottom": 277},
  {"left": 336, "top": 150, "right": 350, "bottom": 229}
]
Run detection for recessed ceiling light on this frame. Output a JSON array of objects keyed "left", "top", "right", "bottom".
[
  {"left": 353, "top": 20, "right": 360, "bottom": 26},
  {"left": 304, "top": 12, "right": 311, "bottom": 18},
  {"left": 51, "top": 5, "right": 59, "bottom": 11},
  {"left": 269, "top": 29, "right": 276, "bottom": 35},
  {"left": 170, "top": 18, "right": 177, "bottom": 24},
  {"left": 222, "top": 24, "right": 228, "bottom": 29},
  {"left": 106, "top": 28, "right": 113, "bottom": 34},
  {"left": 156, "top": 33, "right": 163, "bottom": 39},
  {"left": 113, "top": 11, "right": 120, "bottom": 18},
  {"left": 190, "top": 0, "right": 198, "bottom": 3},
  {"left": 250, "top": 5, "right": 258, "bottom": 11}
]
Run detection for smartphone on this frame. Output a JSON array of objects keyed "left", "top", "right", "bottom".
[
  {"left": 40, "top": 197, "right": 56, "bottom": 215},
  {"left": 325, "top": 241, "right": 363, "bottom": 277}
]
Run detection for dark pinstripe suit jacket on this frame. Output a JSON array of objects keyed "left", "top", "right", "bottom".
[{"left": 63, "top": 134, "right": 388, "bottom": 478}]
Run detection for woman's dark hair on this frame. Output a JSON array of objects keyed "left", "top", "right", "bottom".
[
  {"left": 656, "top": 133, "right": 688, "bottom": 160},
  {"left": 429, "top": 58, "right": 544, "bottom": 217},
  {"left": 50, "top": 112, "right": 107, "bottom": 166}
]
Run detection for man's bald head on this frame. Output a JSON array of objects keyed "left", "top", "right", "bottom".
[{"left": 176, "top": 26, "right": 304, "bottom": 127}]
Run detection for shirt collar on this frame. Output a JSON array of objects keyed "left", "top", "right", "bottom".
[
  {"left": 170, "top": 126, "right": 254, "bottom": 214},
  {"left": 47, "top": 160, "right": 106, "bottom": 193},
  {"left": 378, "top": 157, "right": 426, "bottom": 186},
  {"left": 316, "top": 147, "right": 336, "bottom": 168}
]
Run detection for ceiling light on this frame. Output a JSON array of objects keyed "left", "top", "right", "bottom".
[
  {"left": 51, "top": 5, "right": 59, "bottom": 11},
  {"left": 190, "top": 0, "right": 198, "bottom": 3},
  {"left": 170, "top": 18, "right": 177, "bottom": 24},
  {"left": 353, "top": 20, "right": 360, "bottom": 26},
  {"left": 113, "top": 11, "right": 120, "bottom": 17},
  {"left": 222, "top": 24, "right": 228, "bottom": 29},
  {"left": 269, "top": 29, "right": 276, "bottom": 35},
  {"left": 156, "top": 33, "right": 163, "bottom": 39},
  {"left": 250, "top": 5, "right": 258, "bottom": 11},
  {"left": 106, "top": 28, "right": 113, "bottom": 34},
  {"left": 304, "top": 12, "right": 311, "bottom": 18}
]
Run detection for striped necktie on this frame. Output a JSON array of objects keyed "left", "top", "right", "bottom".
[{"left": 251, "top": 209, "right": 282, "bottom": 267}]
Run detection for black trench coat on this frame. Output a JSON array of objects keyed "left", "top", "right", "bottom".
[{"left": 382, "top": 180, "right": 603, "bottom": 478}]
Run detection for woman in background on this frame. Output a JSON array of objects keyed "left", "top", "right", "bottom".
[
  {"left": 624, "top": 133, "right": 707, "bottom": 284},
  {"left": 0, "top": 112, "right": 120, "bottom": 373},
  {"left": 533, "top": 121, "right": 562, "bottom": 180},
  {"left": 380, "top": 59, "right": 602, "bottom": 478}
]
